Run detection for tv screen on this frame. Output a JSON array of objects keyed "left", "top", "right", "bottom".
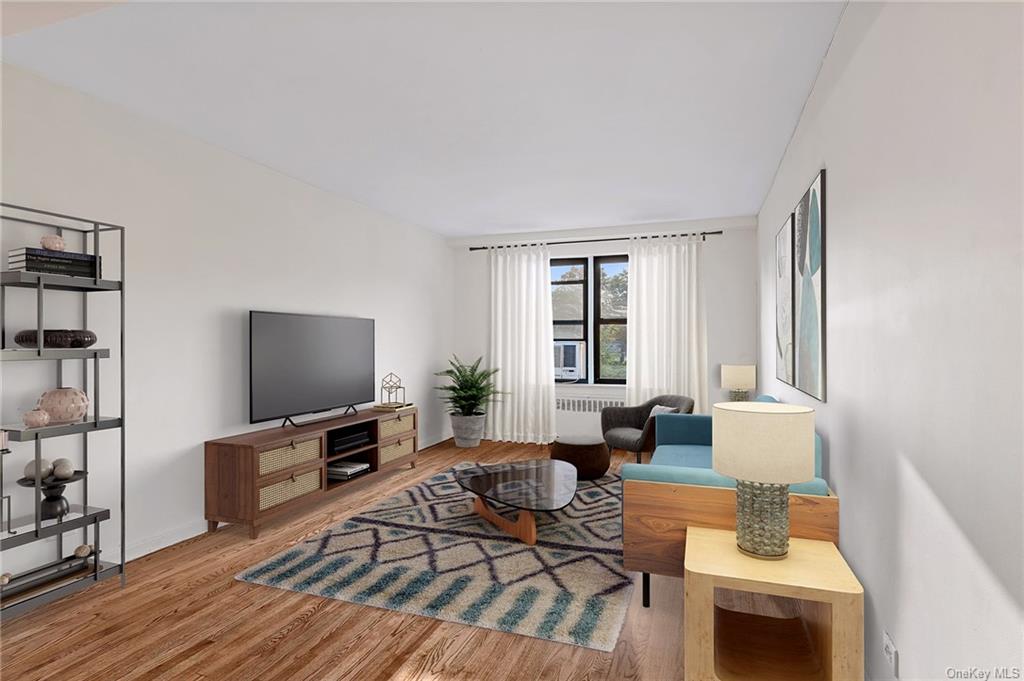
[{"left": 249, "top": 311, "right": 375, "bottom": 423}]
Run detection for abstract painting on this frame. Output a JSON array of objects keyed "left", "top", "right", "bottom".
[
  {"left": 794, "top": 169, "right": 826, "bottom": 401},
  {"left": 775, "top": 214, "right": 794, "bottom": 385}
]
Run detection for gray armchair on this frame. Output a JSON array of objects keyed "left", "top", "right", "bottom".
[{"left": 601, "top": 394, "right": 695, "bottom": 463}]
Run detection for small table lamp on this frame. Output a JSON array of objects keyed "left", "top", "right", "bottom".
[
  {"left": 720, "top": 364, "right": 756, "bottom": 401},
  {"left": 712, "top": 401, "right": 815, "bottom": 559}
]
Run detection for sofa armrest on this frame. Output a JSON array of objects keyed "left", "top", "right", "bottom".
[{"left": 654, "top": 413, "right": 712, "bottom": 447}]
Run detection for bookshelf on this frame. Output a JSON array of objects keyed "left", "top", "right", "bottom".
[{"left": 0, "top": 203, "right": 127, "bottom": 618}]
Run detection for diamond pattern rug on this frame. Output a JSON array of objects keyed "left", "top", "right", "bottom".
[{"left": 237, "top": 463, "right": 632, "bottom": 651}]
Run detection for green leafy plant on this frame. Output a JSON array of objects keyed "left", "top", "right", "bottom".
[{"left": 435, "top": 355, "right": 501, "bottom": 416}]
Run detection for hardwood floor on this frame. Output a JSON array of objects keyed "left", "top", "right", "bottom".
[{"left": 0, "top": 440, "right": 780, "bottom": 681}]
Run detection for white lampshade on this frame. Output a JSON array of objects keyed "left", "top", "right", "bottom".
[
  {"left": 721, "top": 364, "right": 756, "bottom": 390},
  {"left": 712, "top": 402, "right": 815, "bottom": 484}
]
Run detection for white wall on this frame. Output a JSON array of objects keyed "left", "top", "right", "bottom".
[
  {"left": 451, "top": 216, "right": 759, "bottom": 435},
  {"left": 0, "top": 65, "right": 455, "bottom": 572},
  {"left": 756, "top": 4, "right": 1023, "bottom": 678}
]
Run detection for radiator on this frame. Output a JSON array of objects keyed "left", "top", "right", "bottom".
[{"left": 555, "top": 396, "right": 625, "bottom": 413}]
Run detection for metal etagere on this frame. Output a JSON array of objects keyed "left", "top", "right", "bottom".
[{"left": 0, "top": 203, "right": 126, "bottom": 618}]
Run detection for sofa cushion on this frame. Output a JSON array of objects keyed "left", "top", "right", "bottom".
[
  {"left": 650, "top": 444, "right": 712, "bottom": 469},
  {"left": 605, "top": 426, "right": 644, "bottom": 451},
  {"left": 620, "top": 462, "right": 831, "bottom": 496}
]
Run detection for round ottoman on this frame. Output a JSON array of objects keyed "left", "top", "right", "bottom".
[{"left": 550, "top": 435, "right": 610, "bottom": 480}]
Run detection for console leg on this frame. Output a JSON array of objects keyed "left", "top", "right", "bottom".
[
  {"left": 207, "top": 520, "right": 218, "bottom": 533},
  {"left": 642, "top": 573, "right": 650, "bottom": 608},
  {"left": 249, "top": 523, "right": 259, "bottom": 540}
]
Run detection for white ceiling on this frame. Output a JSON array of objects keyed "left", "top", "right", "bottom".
[{"left": 1, "top": 2, "right": 844, "bottom": 236}]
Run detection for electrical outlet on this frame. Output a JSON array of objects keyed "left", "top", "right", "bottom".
[{"left": 882, "top": 630, "right": 899, "bottom": 678}]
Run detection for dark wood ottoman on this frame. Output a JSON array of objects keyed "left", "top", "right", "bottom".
[{"left": 549, "top": 436, "right": 611, "bottom": 480}]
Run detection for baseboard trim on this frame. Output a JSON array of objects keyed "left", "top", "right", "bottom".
[{"left": 125, "top": 519, "right": 210, "bottom": 563}]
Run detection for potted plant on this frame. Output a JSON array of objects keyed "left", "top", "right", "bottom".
[{"left": 435, "top": 355, "right": 500, "bottom": 448}]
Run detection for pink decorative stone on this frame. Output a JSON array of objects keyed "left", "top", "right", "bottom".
[
  {"left": 37, "top": 387, "right": 89, "bottom": 425},
  {"left": 40, "top": 235, "right": 66, "bottom": 251},
  {"left": 22, "top": 409, "right": 51, "bottom": 428}
]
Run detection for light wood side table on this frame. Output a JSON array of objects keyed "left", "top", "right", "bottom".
[{"left": 683, "top": 526, "right": 864, "bottom": 681}]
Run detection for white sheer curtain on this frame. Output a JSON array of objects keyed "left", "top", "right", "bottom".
[
  {"left": 485, "top": 244, "right": 557, "bottom": 443},
  {"left": 625, "top": 235, "right": 708, "bottom": 412}
]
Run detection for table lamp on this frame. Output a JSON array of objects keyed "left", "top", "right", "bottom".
[
  {"left": 720, "top": 364, "right": 756, "bottom": 401},
  {"left": 712, "top": 401, "right": 815, "bottom": 559}
]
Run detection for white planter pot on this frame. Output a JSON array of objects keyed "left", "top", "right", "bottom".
[{"left": 450, "top": 413, "right": 486, "bottom": 448}]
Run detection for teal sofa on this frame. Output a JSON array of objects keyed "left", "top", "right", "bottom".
[
  {"left": 620, "top": 395, "right": 830, "bottom": 496},
  {"left": 620, "top": 395, "right": 838, "bottom": 607}
]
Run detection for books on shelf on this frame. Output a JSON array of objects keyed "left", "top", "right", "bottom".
[
  {"left": 8, "top": 248, "right": 102, "bottom": 278},
  {"left": 327, "top": 461, "right": 370, "bottom": 481},
  {"left": 371, "top": 403, "right": 415, "bottom": 413}
]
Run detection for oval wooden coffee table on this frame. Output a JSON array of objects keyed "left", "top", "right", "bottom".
[{"left": 454, "top": 459, "right": 577, "bottom": 545}]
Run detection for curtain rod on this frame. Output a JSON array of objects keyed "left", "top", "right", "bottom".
[{"left": 467, "top": 230, "right": 723, "bottom": 252}]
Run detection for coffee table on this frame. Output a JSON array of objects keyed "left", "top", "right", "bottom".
[{"left": 454, "top": 459, "right": 577, "bottom": 545}]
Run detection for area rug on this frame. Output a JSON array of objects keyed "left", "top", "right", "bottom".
[{"left": 236, "top": 463, "right": 632, "bottom": 651}]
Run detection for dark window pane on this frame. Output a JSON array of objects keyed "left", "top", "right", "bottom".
[
  {"left": 551, "top": 263, "right": 585, "bottom": 282},
  {"left": 599, "top": 261, "right": 628, "bottom": 318},
  {"left": 598, "top": 324, "right": 627, "bottom": 380},
  {"left": 554, "top": 323, "right": 584, "bottom": 340},
  {"left": 552, "top": 282, "right": 583, "bottom": 320}
]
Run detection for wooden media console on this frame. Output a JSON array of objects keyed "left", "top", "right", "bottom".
[{"left": 204, "top": 408, "right": 417, "bottom": 538}]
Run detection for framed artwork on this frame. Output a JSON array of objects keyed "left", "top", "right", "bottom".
[
  {"left": 794, "top": 169, "right": 826, "bottom": 401},
  {"left": 775, "top": 214, "right": 795, "bottom": 385}
]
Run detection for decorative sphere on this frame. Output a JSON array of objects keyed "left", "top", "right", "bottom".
[
  {"left": 22, "top": 409, "right": 51, "bottom": 428},
  {"left": 37, "top": 387, "right": 89, "bottom": 425},
  {"left": 73, "top": 544, "right": 93, "bottom": 558},
  {"left": 53, "top": 460, "right": 75, "bottom": 480},
  {"left": 23, "top": 458, "right": 53, "bottom": 480},
  {"left": 0, "top": 573, "right": 11, "bottom": 586},
  {"left": 40, "top": 235, "right": 66, "bottom": 251}
]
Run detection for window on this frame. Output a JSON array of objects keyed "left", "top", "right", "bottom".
[
  {"left": 550, "top": 255, "right": 629, "bottom": 384},
  {"left": 594, "top": 256, "right": 628, "bottom": 383},
  {"left": 551, "top": 258, "right": 588, "bottom": 382}
]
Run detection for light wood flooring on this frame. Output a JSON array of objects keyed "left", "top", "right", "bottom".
[{"left": 1, "top": 440, "right": 785, "bottom": 681}]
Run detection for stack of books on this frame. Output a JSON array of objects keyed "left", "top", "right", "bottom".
[
  {"left": 8, "top": 248, "right": 102, "bottom": 278},
  {"left": 327, "top": 460, "right": 370, "bottom": 481},
  {"left": 372, "top": 403, "right": 415, "bottom": 413}
]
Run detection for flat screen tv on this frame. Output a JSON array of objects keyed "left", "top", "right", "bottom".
[{"left": 249, "top": 311, "right": 375, "bottom": 424}]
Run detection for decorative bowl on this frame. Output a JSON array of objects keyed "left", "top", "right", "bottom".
[
  {"left": 14, "top": 329, "right": 97, "bottom": 349},
  {"left": 37, "top": 387, "right": 89, "bottom": 425}
]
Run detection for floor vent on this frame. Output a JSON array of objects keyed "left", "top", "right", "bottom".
[{"left": 556, "top": 397, "right": 625, "bottom": 413}]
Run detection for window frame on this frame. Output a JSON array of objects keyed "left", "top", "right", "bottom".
[
  {"left": 550, "top": 257, "right": 588, "bottom": 383},
  {"left": 593, "top": 254, "right": 629, "bottom": 384}
]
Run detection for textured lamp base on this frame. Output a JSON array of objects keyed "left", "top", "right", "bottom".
[
  {"left": 735, "top": 479, "right": 790, "bottom": 559},
  {"left": 728, "top": 389, "right": 750, "bottom": 401}
]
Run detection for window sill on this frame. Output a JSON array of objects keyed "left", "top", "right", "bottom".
[{"left": 555, "top": 382, "right": 626, "bottom": 394}]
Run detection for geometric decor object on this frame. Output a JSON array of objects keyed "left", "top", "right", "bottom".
[
  {"left": 237, "top": 464, "right": 632, "bottom": 651},
  {"left": 378, "top": 372, "right": 407, "bottom": 407},
  {"left": 794, "top": 169, "right": 826, "bottom": 401},
  {"left": 775, "top": 214, "right": 795, "bottom": 386}
]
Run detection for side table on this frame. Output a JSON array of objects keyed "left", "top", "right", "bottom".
[{"left": 683, "top": 526, "right": 864, "bottom": 680}]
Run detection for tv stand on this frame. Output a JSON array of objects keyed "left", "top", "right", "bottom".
[{"left": 204, "top": 407, "right": 418, "bottom": 538}]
